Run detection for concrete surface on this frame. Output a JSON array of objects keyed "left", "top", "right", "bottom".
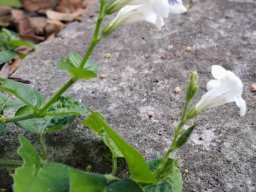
[{"left": 0, "top": 0, "right": 256, "bottom": 191}]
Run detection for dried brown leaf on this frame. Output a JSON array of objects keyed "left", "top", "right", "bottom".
[
  {"left": 29, "top": 17, "right": 47, "bottom": 35},
  {"left": 0, "top": 6, "right": 12, "bottom": 26},
  {"left": 45, "top": 19, "right": 64, "bottom": 34},
  {"left": 21, "top": 0, "right": 52, "bottom": 12},
  {"left": 9, "top": 57, "right": 22, "bottom": 76},
  {"left": 11, "top": 9, "right": 33, "bottom": 35},
  {"left": 56, "top": 0, "right": 83, "bottom": 13},
  {"left": 46, "top": 9, "right": 85, "bottom": 22}
]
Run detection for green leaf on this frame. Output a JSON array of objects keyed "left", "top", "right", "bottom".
[
  {"left": 2, "top": 28, "right": 20, "bottom": 41},
  {"left": 13, "top": 136, "right": 71, "bottom": 192},
  {"left": 15, "top": 105, "right": 74, "bottom": 134},
  {"left": 83, "top": 113, "right": 123, "bottom": 158},
  {"left": 9, "top": 40, "right": 35, "bottom": 50},
  {"left": 0, "top": 50, "right": 16, "bottom": 65},
  {"left": 0, "top": 0, "right": 22, "bottom": 7},
  {"left": 59, "top": 52, "right": 98, "bottom": 79},
  {"left": 144, "top": 182, "right": 172, "bottom": 192},
  {"left": 146, "top": 159, "right": 183, "bottom": 192},
  {"left": 0, "top": 78, "right": 43, "bottom": 109},
  {"left": 70, "top": 169, "right": 107, "bottom": 192},
  {"left": 102, "top": 131, "right": 123, "bottom": 158},
  {"left": 0, "top": 123, "right": 6, "bottom": 134},
  {"left": 107, "top": 179, "right": 143, "bottom": 192},
  {"left": 46, "top": 96, "right": 86, "bottom": 117},
  {"left": 168, "top": 166, "right": 183, "bottom": 192},
  {"left": 0, "top": 92, "right": 24, "bottom": 111},
  {"left": 175, "top": 125, "right": 195, "bottom": 149},
  {"left": 83, "top": 112, "right": 156, "bottom": 184},
  {"left": 67, "top": 52, "right": 82, "bottom": 68}
]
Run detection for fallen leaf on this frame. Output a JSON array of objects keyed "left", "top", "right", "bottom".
[
  {"left": 29, "top": 17, "right": 47, "bottom": 35},
  {"left": 21, "top": 0, "right": 52, "bottom": 12},
  {"left": 21, "top": 33, "right": 45, "bottom": 43},
  {"left": 9, "top": 57, "right": 22, "bottom": 75},
  {"left": 46, "top": 9, "right": 85, "bottom": 22},
  {"left": 0, "top": 6, "right": 12, "bottom": 26},
  {"left": 45, "top": 19, "right": 64, "bottom": 35},
  {"left": 11, "top": 9, "right": 33, "bottom": 35},
  {"left": 56, "top": 0, "right": 83, "bottom": 13},
  {"left": 0, "top": 6, "right": 11, "bottom": 15}
]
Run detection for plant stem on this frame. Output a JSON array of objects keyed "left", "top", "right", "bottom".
[
  {"left": 39, "top": 0, "right": 106, "bottom": 114},
  {"left": 111, "top": 155, "right": 117, "bottom": 176},
  {"left": 39, "top": 78, "right": 76, "bottom": 114},
  {"left": 79, "top": 0, "right": 105, "bottom": 69},
  {"left": 40, "top": 134, "right": 48, "bottom": 161},
  {"left": 0, "top": 160, "right": 23, "bottom": 168},
  {"left": 4, "top": 113, "right": 36, "bottom": 123},
  {"left": 154, "top": 101, "right": 189, "bottom": 177}
]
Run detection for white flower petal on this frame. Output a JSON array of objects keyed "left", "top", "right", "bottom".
[
  {"left": 211, "top": 65, "right": 227, "bottom": 80},
  {"left": 169, "top": 0, "right": 187, "bottom": 14},
  {"left": 235, "top": 97, "right": 246, "bottom": 116},
  {"left": 195, "top": 65, "right": 246, "bottom": 116},
  {"left": 152, "top": 0, "right": 170, "bottom": 18},
  {"left": 106, "top": 0, "right": 186, "bottom": 31},
  {"left": 207, "top": 79, "right": 220, "bottom": 90}
]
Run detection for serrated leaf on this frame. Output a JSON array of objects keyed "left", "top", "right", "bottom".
[
  {"left": 13, "top": 136, "right": 71, "bottom": 192},
  {"left": 107, "top": 179, "right": 143, "bottom": 192},
  {"left": 83, "top": 112, "right": 156, "bottom": 184},
  {"left": 59, "top": 52, "right": 98, "bottom": 79},
  {"left": 146, "top": 158, "right": 183, "bottom": 192},
  {"left": 0, "top": 50, "right": 16, "bottom": 65},
  {"left": 46, "top": 96, "right": 86, "bottom": 116},
  {"left": 0, "top": 78, "right": 43, "bottom": 109},
  {"left": 15, "top": 105, "right": 74, "bottom": 134},
  {"left": 70, "top": 169, "right": 107, "bottom": 192}
]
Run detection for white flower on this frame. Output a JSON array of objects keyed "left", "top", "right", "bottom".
[
  {"left": 103, "top": 0, "right": 187, "bottom": 34},
  {"left": 195, "top": 65, "right": 246, "bottom": 116}
]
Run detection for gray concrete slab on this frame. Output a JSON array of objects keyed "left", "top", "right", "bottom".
[{"left": 1, "top": 0, "right": 256, "bottom": 191}]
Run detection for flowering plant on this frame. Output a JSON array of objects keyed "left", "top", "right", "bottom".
[{"left": 0, "top": 1, "right": 245, "bottom": 191}]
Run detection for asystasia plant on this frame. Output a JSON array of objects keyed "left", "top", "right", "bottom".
[{"left": 0, "top": 0, "right": 246, "bottom": 191}]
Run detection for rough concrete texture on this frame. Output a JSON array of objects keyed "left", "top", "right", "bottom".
[{"left": 0, "top": 0, "right": 256, "bottom": 191}]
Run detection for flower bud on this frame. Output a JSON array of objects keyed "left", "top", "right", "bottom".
[
  {"left": 106, "top": 0, "right": 130, "bottom": 14},
  {"left": 175, "top": 125, "right": 195, "bottom": 149},
  {"left": 186, "top": 71, "right": 199, "bottom": 102}
]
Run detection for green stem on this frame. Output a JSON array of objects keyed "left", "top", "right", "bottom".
[
  {"left": 111, "top": 155, "right": 117, "bottom": 176},
  {"left": 39, "top": 78, "right": 76, "bottom": 114},
  {"left": 39, "top": 0, "right": 106, "bottom": 114},
  {"left": 4, "top": 113, "right": 36, "bottom": 123},
  {"left": 40, "top": 134, "right": 48, "bottom": 161},
  {"left": 0, "top": 160, "right": 23, "bottom": 168},
  {"left": 154, "top": 101, "right": 189, "bottom": 177},
  {"left": 79, "top": 0, "right": 105, "bottom": 69}
]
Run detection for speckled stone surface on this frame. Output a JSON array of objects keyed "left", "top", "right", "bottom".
[{"left": 1, "top": 0, "right": 256, "bottom": 191}]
